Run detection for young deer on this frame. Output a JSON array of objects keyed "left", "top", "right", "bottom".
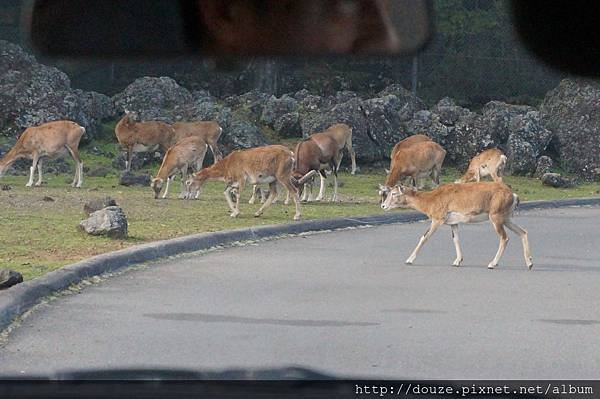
[
  {"left": 184, "top": 145, "right": 312, "bottom": 220},
  {"left": 0, "top": 120, "right": 85, "bottom": 187},
  {"left": 114, "top": 111, "right": 175, "bottom": 172},
  {"left": 379, "top": 140, "right": 446, "bottom": 203},
  {"left": 457, "top": 148, "right": 507, "bottom": 183},
  {"left": 172, "top": 121, "right": 223, "bottom": 164},
  {"left": 381, "top": 182, "right": 533, "bottom": 269},
  {"left": 151, "top": 136, "right": 208, "bottom": 199}
]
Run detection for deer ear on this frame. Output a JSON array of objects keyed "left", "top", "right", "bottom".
[{"left": 384, "top": 168, "right": 390, "bottom": 174}]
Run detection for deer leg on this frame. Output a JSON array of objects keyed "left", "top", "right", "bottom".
[
  {"left": 490, "top": 170, "right": 502, "bottom": 183},
  {"left": 406, "top": 220, "right": 442, "bottom": 265},
  {"left": 331, "top": 171, "right": 338, "bottom": 202},
  {"left": 67, "top": 145, "right": 83, "bottom": 187},
  {"left": 255, "top": 182, "right": 277, "bottom": 217},
  {"left": 451, "top": 224, "right": 463, "bottom": 266},
  {"left": 505, "top": 220, "right": 533, "bottom": 269},
  {"left": 26, "top": 154, "right": 39, "bottom": 187},
  {"left": 35, "top": 158, "right": 43, "bottom": 186},
  {"left": 315, "top": 172, "right": 327, "bottom": 201},
  {"left": 210, "top": 142, "right": 223, "bottom": 164},
  {"left": 125, "top": 149, "right": 133, "bottom": 172},
  {"left": 249, "top": 185, "right": 259, "bottom": 204},
  {"left": 162, "top": 175, "right": 173, "bottom": 199},
  {"left": 488, "top": 216, "right": 509, "bottom": 269},
  {"left": 282, "top": 179, "right": 301, "bottom": 220},
  {"left": 284, "top": 189, "right": 290, "bottom": 205},
  {"left": 177, "top": 167, "right": 189, "bottom": 199},
  {"left": 223, "top": 185, "right": 239, "bottom": 217},
  {"left": 345, "top": 135, "right": 357, "bottom": 175}
]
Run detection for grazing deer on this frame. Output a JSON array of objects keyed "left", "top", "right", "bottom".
[
  {"left": 114, "top": 111, "right": 175, "bottom": 172},
  {"left": 381, "top": 182, "right": 533, "bottom": 269},
  {"left": 151, "top": 136, "right": 208, "bottom": 199},
  {"left": 0, "top": 120, "right": 85, "bottom": 187},
  {"left": 390, "top": 133, "right": 431, "bottom": 159},
  {"left": 172, "top": 121, "right": 223, "bottom": 164},
  {"left": 379, "top": 140, "right": 446, "bottom": 203},
  {"left": 184, "top": 145, "right": 312, "bottom": 220},
  {"left": 457, "top": 148, "right": 507, "bottom": 183},
  {"left": 293, "top": 123, "right": 355, "bottom": 202}
]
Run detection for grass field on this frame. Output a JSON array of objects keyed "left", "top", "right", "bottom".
[{"left": 0, "top": 168, "right": 598, "bottom": 280}]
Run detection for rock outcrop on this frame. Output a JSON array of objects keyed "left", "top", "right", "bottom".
[
  {"left": 540, "top": 79, "right": 600, "bottom": 180},
  {"left": 0, "top": 40, "right": 114, "bottom": 142}
]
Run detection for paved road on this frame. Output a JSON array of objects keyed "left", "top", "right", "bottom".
[{"left": 1, "top": 206, "right": 600, "bottom": 379}]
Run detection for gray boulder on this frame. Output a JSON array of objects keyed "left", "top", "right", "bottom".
[
  {"left": 506, "top": 111, "right": 552, "bottom": 175},
  {"left": 540, "top": 78, "right": 600, "bottom": 180},
  {"left": 79, "top": 206, "right": 128, "bottom": 239},
  {"left": 377, "top": 84, "right": 426, "bottom": 121},
  {"left": 260, "top": 95, "right": 298, "bottom": 126},
  {"left": 541, "top": 173, "right": 576, "bottom": 188},
  {"left": 0, "top": 40, "right": 114, "bottom": 141},
  {"left": 304, "top": 98, "right": 380, "bottom": 163},
  {"left": 84, "top": 196, "right": 118, "bottom": 216},
  {"left": 402, "top": 110, "right": 451, "bottom": 148},
  {"left": 217, "top": 107, "right": 268, "bottom": 151},
  {"left": 481, "top": 101, "right": 534, "bottom": 143},
  {"left": 112, "top": 76, "right": 194, "bottom": 122},
  {"left": 431, "top": 97, "right": 472, "bottom": 126},
  {"left": 0, "top": 269, "right": 23, "bottom": 290},
  {"left": 274, "top": 112, "right": 302, "bottom": 138},
  {"left": 362, "top": 95, "right": 406, "bottom": 155},
  {"left": 119, "top": 172, "right": 151, "bottom": 187}
]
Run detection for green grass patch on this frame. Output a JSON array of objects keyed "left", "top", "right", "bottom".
[{"left": 0, "top": 169, "right": 597, "bottom": 280}]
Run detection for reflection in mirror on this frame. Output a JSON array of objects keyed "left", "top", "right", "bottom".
[{"left": 25, "top": 0, "right": 432, "bottom": 58}]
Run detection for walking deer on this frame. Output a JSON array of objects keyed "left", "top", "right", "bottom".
[
  {"left": 0, "top": 120, "right": 85, "bottom": 187},
  {"left": 184, "top": 145, "right": 312, "bottom": 220},
  {"left": 381, "top": 182, "right": 533, "bottom": 269}
]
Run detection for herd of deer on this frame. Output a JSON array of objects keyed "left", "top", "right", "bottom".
[{"left": 0, "top": 114, "right": 533, "bottom": 270}]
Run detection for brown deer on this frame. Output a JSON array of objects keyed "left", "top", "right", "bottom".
[
  {"left": 457, "top": 148, "right": 507, "bottom": 183},
  {"left": 381, "top": 182, "right": 533, "bottom": 269},
  {"left": 293, "top": 123, "right": 355, "bottom": 202},
  {"left": 379, "top": 140, "right": 446, "bottom": 203},
  {"left": 0, "top": 120, "right": 85, "bottom": 187},
  {"left": 172, "top": 121, "right": 223, "bottom": 164},
  {"left": 184, "top": 145, "right": 313, "bottom": 220},
  {"left": 114, "top": 111, "right": 175, "bottom": 172},
  {"left": 151, "top": 136, "right": 208, "bottom": 199},
  {"left": 390, "top": 133, "right": 431, "bottom": 159}
]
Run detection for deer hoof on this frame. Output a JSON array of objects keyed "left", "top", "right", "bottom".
[
  {"left": 253, "top": 212, "right": 262, "bottom": 218},
  {"left": 452, "top": 258, "right": 463, "bottom": 267},
  {"left": 293, "top": 214, "right": 301, "bottom": 221},
  {"left": 230, "top": 212, "right": 240, "bottom": 218},
  {"left": 487, "top": 263, "right": 496, "bottom": 269},
  {"left": 527, "top": 261, "right": 534, "bottom": 270}
]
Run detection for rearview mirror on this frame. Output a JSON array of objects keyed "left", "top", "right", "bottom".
[{"left": 24, "top": 0, "right": 432, "bottom": 58}]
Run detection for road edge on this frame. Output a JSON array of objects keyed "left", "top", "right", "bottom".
[{"left": 2, "top": 196, "right": 599, "bottom": 332}]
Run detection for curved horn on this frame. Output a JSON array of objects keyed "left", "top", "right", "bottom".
[{"left": 297, "top": 170, "right": 317, "bottom": 185}]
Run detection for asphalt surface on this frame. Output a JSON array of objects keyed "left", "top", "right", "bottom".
[{"left": 1, "top": 206, "right": 599, "bottom": 379}]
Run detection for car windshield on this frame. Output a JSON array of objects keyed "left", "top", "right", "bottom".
[{"left": 1, "top": 0, "right": 599, "bottom": 395}]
